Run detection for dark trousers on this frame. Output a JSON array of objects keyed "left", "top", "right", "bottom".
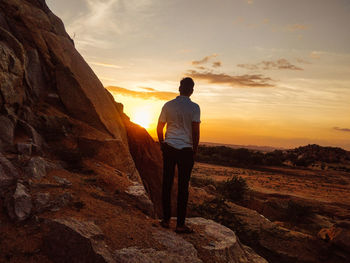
[{"left": 162, "top": 143, "right": 194, "bottom": 226}]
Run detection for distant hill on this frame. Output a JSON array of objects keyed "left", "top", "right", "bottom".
[
  {"left": 284, "top": 144, "right": 350, "bottom": 167},
  {"left": 196, "top": 144, "right": 350, "bottom": 170},
  {"left": 200, "top": 142, "right": 285, "bottom": 152}
]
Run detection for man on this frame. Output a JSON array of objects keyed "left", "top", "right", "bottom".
[{"left": 157, "top": 77, "right": 200, "bottom": 233}]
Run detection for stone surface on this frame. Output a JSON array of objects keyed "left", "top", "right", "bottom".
[
  {"left": 34, "top": 192, "right": 51, "bottom": 213},
  {"left": 43, "top": 218, "right": 114, "bottom": 263},
  {"left": 223, "top": 201, "right": 328, "bottom": 263},
  {"left": 17, "top": 142, "right": 32, "bottom": 156},
  {"left": 0, "top": 115, "right": 15, "bottom": 151},
  {"left": 122, "top": 119, "right": 164, "bottom": 216},
  {"left": 5, "top": 182, "right": 32, "bottom": 221},
  {"left": 53, "top": 175, "right": 72, "bottom": 187},
  {"left": 25, "top": 156, "right": 48, "bottom": 179},
  {"left": 0, "top": 153, "right": 17, "bottom": 190},
  {"left": 318, "top": 226, "right": 350, "bottom": 251},
  {"left": 114, "top": 229, "right": 202, "bottom": 263},
  {"left": 0, "top": 26, "right": 26, "bottom": 109},
  {"left": 78, "top": 137, "right": 136, "bottom": 176},
  {"left": 188, "top": 217, "right": 268, "bottom": 263},
  {"left": 126, "top": 182, "right": 154, "bottom": 217}
]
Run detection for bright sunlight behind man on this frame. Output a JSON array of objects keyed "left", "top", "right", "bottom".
[{"left": 131, "top": 107, "right": 152, "bottom": 129}]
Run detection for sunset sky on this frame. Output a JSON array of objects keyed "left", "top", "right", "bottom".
[{"left": 47, "top": 0, "right": 350, "bottom": 150}]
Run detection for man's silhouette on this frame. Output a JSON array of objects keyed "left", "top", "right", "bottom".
[{"left": 157, "top": 77, "right": 200, "bottom": 233}]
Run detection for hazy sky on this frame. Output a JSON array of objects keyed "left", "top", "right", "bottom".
[{"left": 47, "top": 0, "right": 350, "bottom": 149}]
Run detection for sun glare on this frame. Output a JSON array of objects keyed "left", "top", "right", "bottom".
[{"left": 132, "top": 107, "right": 152, "bottom": 129}]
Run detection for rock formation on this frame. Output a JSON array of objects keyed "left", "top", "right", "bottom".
[{"left": 0, "top": 0, "right": 266, "bottom": 262}]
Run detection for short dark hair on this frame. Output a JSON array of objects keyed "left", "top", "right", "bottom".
[{"left": 179, "top": 77, "right": 194, "bottom": 95}]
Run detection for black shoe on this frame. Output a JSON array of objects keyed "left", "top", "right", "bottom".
[
  {"left": 160, "top": 220, "right": 170, "bottom": 229},
  {"left": 175, "top": 225, "right": 193, "bottom": 234}
]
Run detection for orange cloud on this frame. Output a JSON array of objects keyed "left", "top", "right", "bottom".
[
  {"left": 237, "top": 58, "right": 303, "bottom": 71},
  {"left": 334, "top": 127, "right": 350, "bottom": 132},
  {"left": 212, "top": 61, "right": 222, "bottom": 68},
  {"left": 192, "top": 54, "right": 218, "bottom": 65},
  {"left": 296, "top": 58, "right": 311, "bottom": 64},
  {"left": 106, "top": 86, "right": 177, "bottom": 100},
  {"left": 286, "top": 24, "right": 309, "bottom": 32},
  {"left": 186, "top": 70, "right": 274, "bottom": 88},
  {"left": 89, "top": 61, "right": 122, "bottom": 69},
  {"left": 310, "top": 51, "right": 321, "bottom": 59},
  {"left": 140, "top": 87, "right": 155, "bottom": 91}
]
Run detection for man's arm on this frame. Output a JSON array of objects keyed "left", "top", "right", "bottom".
[
  {"left": 192, "top": 122, "right": 200, "bottom": 154},
  {"left": 157, "top": 121, "right": 166, "bottom": 143}
]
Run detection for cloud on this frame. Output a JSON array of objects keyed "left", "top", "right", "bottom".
[
  {"left": 296, "top": 58, "right": 311, "bottom": 64},
  {"left": 286, "top": 24, "right": 309, "bottom": 32},
  {"left": 64, "top": 0, "right": 153, "bottom": 49},
  {"left": 237, "top": 59, "right": 303, "bottom": 71},
  {"left": 106, "top": 86, "right": 177, "bottom": 100},
  {"left": 192, "top": 54, "right": 218, "bottom": 65},
  {"left": 89, "top": 61, "right": 123, "bottom": 69},
  {"left": 139, "top": 87, "right": 155, "bottom": 91},
  {"left": 334, "top": 127, "right": 350, "bottom": 132},
  {"left": 187, "top": 70, "right": 274, "bottom": 88},
  {"left": 310, "top": 51, "right": 321, "bottom": 59},
  {"left": 212, "top": 61, "right": 222, "bottom": 68},
  {"left": 262, "top": 18, "right": 270, "bottom": 24}
]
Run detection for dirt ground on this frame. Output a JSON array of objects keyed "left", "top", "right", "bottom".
[{"left": 192, "top": 162, "right": 350, "bottom": 206}]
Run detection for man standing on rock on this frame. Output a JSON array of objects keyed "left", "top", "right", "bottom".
[{"left": 157, "top": 77, "right": 200, "bottom": 233}]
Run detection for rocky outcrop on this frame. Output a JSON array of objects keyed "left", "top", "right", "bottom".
[
  {"left": 43, "top": 218, "right": 114, "bottom": 263},
  {"left": 123, "top": 119, "right": 164, "bottom": 216},
  {"left": 114, "top": 217, "right": 267, "bottom": 263},
  {"left": 187, "top": 217, "right": 267, "bottom": 263},
  {"left": 114, "top": 229, "right": 202, "bottom": 263},
  {"left": 5, "top": 182, "right": 32, "bottom": 221},
  {"left": 191, "top": 198, "right": 347, "bottom": 263},
  {"left": 0, "top": 153, "right": 18, "bottom": 191},
  {"left": 0, "top": 0, "right": 150, "bottom": 205}
]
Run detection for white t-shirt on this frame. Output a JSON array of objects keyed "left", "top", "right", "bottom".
[{"left": 159, "top": 96, "right": 201, "bottom": 149}]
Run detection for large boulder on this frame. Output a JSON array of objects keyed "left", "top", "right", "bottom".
[
  {"left": 0, "top": 0, "right": 148, "bottom": 201},
  {"left": 5, "top": 182, "right": 32, "bottom": 221},
  {"left": 0, "top": 115, "right": 15, "bottom": 151},
  {"left": 193, "top": 199, "right": 337, "bottom": 263},
  {"left": 114, "top": 218, "right": 267, "bottom": 263},
  {"left": 43, "top": 218, "right": 114, "bottom": 263},
  {"left": 0, "top": 0, "right": 132, "bottom": 158},
  {"left": 122, "top": 119, "right": 164, "bottom": 216},
  {"left": 0, "top": 153, "right": 18, "bottom": 191},
  {"left": 187, "top": 217, "right": 267, "bottom": 263},
  {"left": 114, "top": 229, "right": 202, "bottom": 263}
]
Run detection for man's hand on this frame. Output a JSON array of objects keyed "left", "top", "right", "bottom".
[
  {"left": 192, "top": 122, "right": 200, "bottom": 157},
  {"left": 157, "top": 121, "right": 166, "bottom": 152}
]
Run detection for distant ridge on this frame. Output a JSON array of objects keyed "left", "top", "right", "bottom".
[{"left": 200, "top": 142, "right": 286, "bottom": 152}]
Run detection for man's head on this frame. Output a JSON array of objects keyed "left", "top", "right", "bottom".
[{"left": 179, "top": 77, "right": 194, "bottom": 96}]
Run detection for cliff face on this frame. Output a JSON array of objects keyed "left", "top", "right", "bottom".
[{"left": 0, "top": 1, "right": 267, "bottom": 262}]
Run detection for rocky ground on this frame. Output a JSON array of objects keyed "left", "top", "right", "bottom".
[
  {"left": 0, "top": 156, "right": 266, "bottom": 263},
  {"left": 189, "top": 162, "right": 350, "bottom": 262}
]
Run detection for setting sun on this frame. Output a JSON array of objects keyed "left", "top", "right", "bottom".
[{"left": 131, "top": 107, "right": 152, "bottom": 129}]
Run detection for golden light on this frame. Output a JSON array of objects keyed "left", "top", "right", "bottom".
[{"left": 131, "top": 107, "right": 152, "bottom": 129}]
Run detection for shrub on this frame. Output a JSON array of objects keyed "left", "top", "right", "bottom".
[{"left": 217, "top": 176, "right": 248, "bottom": 201}]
